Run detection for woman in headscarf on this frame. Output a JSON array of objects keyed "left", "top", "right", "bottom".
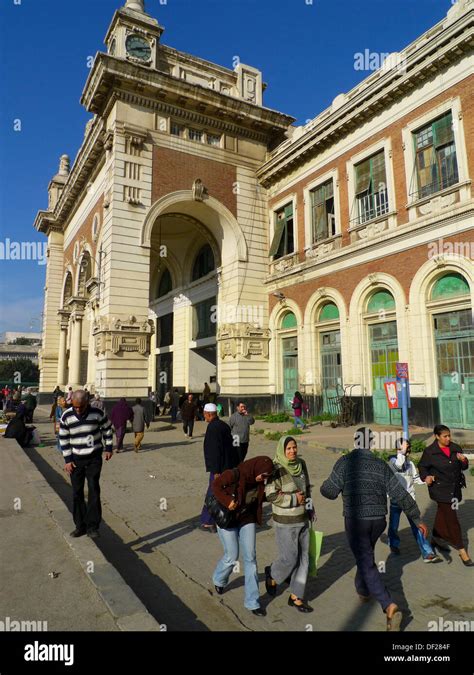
[
  {"left": 264, "top": 436, "right": 314, "bottom": 612},
  {"left": 109, "top": 398, "right": 134, "bottom": 453},
  {"left": 211, "top": 455, "right": 274, "bottom": 617}
]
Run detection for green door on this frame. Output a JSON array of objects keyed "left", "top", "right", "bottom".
[
  {"left": 369, "top": 322, "right": 402, "bottom": 425},
  {"left": 321, "top": 330, "right": 342, "bottom": 413},
  {"left": 282, "top": 337, "right": 299, "bottom": 411},
  {"left": 435, "top": 309, "right": 474, "bottom": 429}
]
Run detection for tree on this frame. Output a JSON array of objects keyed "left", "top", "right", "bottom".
[
  {"left": 9, "top": 337, "right": 41, "bottom": 346},
  {"left": 0, "top": 359, "right": 39, "bottom": 384}
]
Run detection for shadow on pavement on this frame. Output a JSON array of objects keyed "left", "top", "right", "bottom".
[{"left": 23, "top": 443, "right": 210, "bottom": 631}]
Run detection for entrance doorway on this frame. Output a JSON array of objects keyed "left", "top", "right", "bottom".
[
  {"left": 369, "top": 321, "right": 401, "bottom": 425},
  {"left": 282, "top": 336, "right": 298, "bottom": 410},
  {"left": 321, "top": 330, "right": 342, "bottom": 412},
  {"left": 435, "top": 309, "right": 474, "bottom": 429}
]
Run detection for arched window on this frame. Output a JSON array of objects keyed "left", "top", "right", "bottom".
[
  {"left": 192, "top": 244, "right": 215, "bottom": 281},
  {"left": 63, "top": 273, "right": 73, "bottom": 306},
  {"left": 281, "top": 312, "right": 297, "bottom": 329},
  {"left": 367, "top": 290, "right": 395, "bottom": 313},
  {"left": 431, "top": 273, "right": 470, "bottom": 301},
  {"left": 78, "top": 253, "right": 92, "bottom": 297},
  {"left": 157, "top": 268, "right": 172, "bottom": 298},
  {"left": 319, "top": 302, "right": 340, "bottom": 321}
]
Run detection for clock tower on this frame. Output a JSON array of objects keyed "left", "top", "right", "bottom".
[{"left": 105, "top": 0, "right": 164, "bottom": 68}]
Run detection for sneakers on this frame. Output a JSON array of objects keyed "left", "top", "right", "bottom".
[{"left": 423, "top": 553, "right": 442, "bottom": 563}]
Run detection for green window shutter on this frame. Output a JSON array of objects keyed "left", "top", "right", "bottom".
[
  {"left": 269, "top": 216, "right": 286, "bottom": 257},
  {"left": 371, "top": 152, "right": 387, "bottom": 193},
  {"left": 319, "top": 302, "right": 340, "bottom": 321},
  {"left": 284, "top": 204, "right": 293, "bottom": 219},
  {"left": 367, "top": 290, "right": 396, "bottom": 313},
  {"left": 432, "top": 273, "right": 470, "bottom": 300},
  {"left": 355, "top": 157, "right": 371, "bottom": 194},
  {"left": 433, "top": 113, "right": 454, "bottom": 148},
  {"left": 281, "top": 312, "right": 297, "bottom": 329}
]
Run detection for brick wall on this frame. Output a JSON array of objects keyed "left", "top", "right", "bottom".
[
  {"left": 269, "top": 231, "right": 474, "bottom": 316},
  {"left": 152, "top": 146, "right": 237, "bottom": 216},
  {"left": 268, "top": 76, "right": 474, "bottom": 256}
]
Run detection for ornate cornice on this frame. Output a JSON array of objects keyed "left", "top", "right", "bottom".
[
  {"left": 258, "top": 8, "right": 474, "bottom": 187},
  {"left": 81, "top": 54, "right": 293, "bottom": 138}
]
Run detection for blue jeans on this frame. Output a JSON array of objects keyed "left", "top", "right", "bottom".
[
  {"left": 294, "top": 415, "right": 305, "bottom": 429},
  {"left": 388, "top": 504, "right": 434, "bottom": 558},
  {"left": 212, "top": 523, "right": 260, "bottom": 610}
]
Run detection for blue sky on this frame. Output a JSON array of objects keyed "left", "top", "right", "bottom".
[{"left": 0, "top": 0, "right": 450, "bottom": 332}]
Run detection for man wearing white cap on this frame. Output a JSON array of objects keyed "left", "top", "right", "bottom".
[{"left": 200, "top": 403, "right": 240, "bottom": 532}]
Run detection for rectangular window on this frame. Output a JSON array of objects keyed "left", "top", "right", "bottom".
[
  {"left": 411, "top": 111, "right": 459, "bottom": 199},
  {"left": 269, "top": 203, "right": 294, "bottom": 259},
  {"left": 170, "top": 123, "right": 184, "bottom": 137},
  {"left": 193, "top": 297, "right": 217, "bottom": 340},
  {"left": 157, "top": 313, "right": 174, "bottom": 348},
  {"left": 207, "top": 133, "right": 221, "bottom": 147},
  {"left": 188, "top": 128, "right": 203, "bottom": 143},
  {"left": 352, "top": 150, "right": 388, "bottom": 226},
  {"left": 310, "top": 179, "right": 335, "bottom": 243}
]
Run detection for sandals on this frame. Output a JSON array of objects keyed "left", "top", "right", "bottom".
[{"left": 386, "top": 609, "right": 403, "bottom": 632}]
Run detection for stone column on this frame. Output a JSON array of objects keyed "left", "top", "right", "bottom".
[
  {"left": 68, "top": 300, "right": 86, "bottom": 387},
  {"left": 57, "top": 310, "right": 70, "bottom": 386}
]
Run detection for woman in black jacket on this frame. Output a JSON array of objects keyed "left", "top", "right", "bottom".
[{"left": 418, "top": 425, "right": 472, "bottom": 566}]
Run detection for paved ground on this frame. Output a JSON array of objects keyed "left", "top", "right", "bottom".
[
  {"left": 10, "top": 406, "right": 474, "bottom": 632},
  {"left": 0, "top": 440, "right": 118, "bottom": 632}
]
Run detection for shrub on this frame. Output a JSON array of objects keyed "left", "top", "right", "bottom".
[
  {"left": 310, "top": 413, "right": 338, "bottom": 422},
  {"left": 409, "top": 439, "right": 426, "bottom": 454},
  {"left": 260, "top": 413, "right": 291, "bottom": 423},
  {"left": 470, "top": 467, "right": 474, "bottom": 477}
]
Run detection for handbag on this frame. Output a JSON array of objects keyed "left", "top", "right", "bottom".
[
  {"left": 205, "top": 468, "right": 240, "bottom": 529},
  {"left": 308, "top": 526, "right": 323, "bottom": 578},
  {"left": 205, "top": 493, "right": 236, "bottom": 529}
]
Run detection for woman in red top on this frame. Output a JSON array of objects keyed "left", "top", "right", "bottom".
[{"left": 419, "top": 425, "right": 472, "bottom": 566}]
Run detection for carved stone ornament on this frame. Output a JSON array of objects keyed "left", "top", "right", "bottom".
[
  {"left": 93, "top": 316, "right": 154, "bottom": 356},
  {"left": 434, "top": 256, "right": 447, "bottom": 269},
  {"left": 418, "top": 193, "right": 456, "bottom": 216},
  {"left": 306, "top": 241, "right": 335, "bottom": 259},
  {"left": 317, "top": 287, "right": 328, "bottom": 299},
  {"left": 217, "top": 323, "right": 270, "bottom": 360},
  {"left": 357, "top": 220, "right": 387, "bottom": 240},
  {"left": 368, "top": 274, "right": 380, "bottom": 286},
  {"left": 192, "top": 179, "right": 208, "bottom": 202},
  {"left": 273, "top": 256, "right": 295, "bottom": 273}
]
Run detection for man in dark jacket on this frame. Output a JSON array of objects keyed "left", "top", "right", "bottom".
[
  {"left": 320, "top": 427, "right": 428, "bottom": 631},
  {"left": 180, "top": 394, "right": 198, "bottom": 438},
  {"left": 200, "top": 403, "right": 240, "bottom": 532}
]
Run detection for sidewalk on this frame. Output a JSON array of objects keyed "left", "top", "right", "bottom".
[
  {"left": 0, "top": 436, "right": 161, "bottom": 632},
  {"left": 21, "top": 405, "right": 474, "bottom": 632}
]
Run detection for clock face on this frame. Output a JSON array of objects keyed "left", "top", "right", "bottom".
[{"left": 126, "top": 34, "right": 151, "bottom": 61}]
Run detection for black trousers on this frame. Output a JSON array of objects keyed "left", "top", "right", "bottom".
[
  {"left": 183, "top": 420, "right": 195, "bottom": 437},
  {"left": 238, "top": 442, "right": 249, "bottom": 462},
  {"left": 70, "top": 453, "right": 103, "bottom": 531}
]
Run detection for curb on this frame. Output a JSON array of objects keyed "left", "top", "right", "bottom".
[{"left": 4, "top": 438, "right": 162, "bottom": 632}]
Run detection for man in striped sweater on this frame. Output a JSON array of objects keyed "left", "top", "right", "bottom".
[{"left": 59, "top": 390, "right": 113, "bottom": 539}]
